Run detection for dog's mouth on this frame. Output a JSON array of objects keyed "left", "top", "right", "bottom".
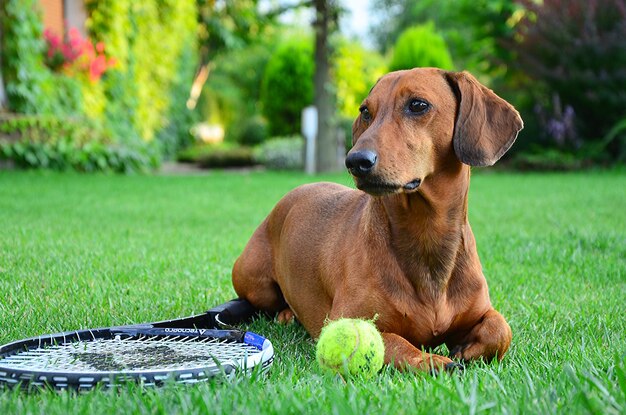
[
  {"left": 402, "top": 179, "right": 421, "bottom": 191},
  {"left": 355, "top": 178, "right": 421, "bottom": 196}
]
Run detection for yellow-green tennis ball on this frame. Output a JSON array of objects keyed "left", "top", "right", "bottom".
[{"left": 315, "top": 318, "right": 384, "bottom": 378}]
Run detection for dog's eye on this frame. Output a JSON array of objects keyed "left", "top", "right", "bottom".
[
  {"left": 359, "top": 106, "right": 372, "bottom": 121},
  {"left": 408, "top": 99, "right": 430, "bottom": 115}
]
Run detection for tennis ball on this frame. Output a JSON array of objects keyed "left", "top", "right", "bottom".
[{"left": 315, "top": 318, "right": 384, "bottom": 378}]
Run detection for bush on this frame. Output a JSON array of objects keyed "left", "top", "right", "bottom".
[
  {"left": 43, "top": 74, "right": 83, "bottom": 116},
  {"left": 513, "top": 0, "right": 626, "bottom": 160},
  {"left": 510, "top": 149, "right": 589, "bottom": 171},
  {"left": 87, "top": 0, "right": 198, "bottom": 146},
  {"left": 254, "top": 136, "right": 304, "bottom": 170},
  {"left": 235, "top": 115, "right": 269, "bottom": 147},
  {"left": 371, "top": 0, "right": 519, "bottom": 78},
  {"left": 335, "top": 40, "right": 386, "bottom": 118},
  {"left": 177, "top": 143, "right": 256, "bottom": 169},
  {"left": 0, "top": 0, "right": 56, "bottom": 114},
  {"left": 260, "top": 37, "right": 314, "bottom": 137},
  {"left": 200, "top": 41, "right": 273, "bottom": 143},
  {"left": 196, "top": 147, "right": 255, "bottom": 169},
  {"left": 1, "top": 0, "right": 198, "bottom": 170},
  {"left": 156, "top": 47, "right": 199, "bottom": 160},
  {"left": 206, "top": 35, "right": 381, "bottom": 147},
  {"left": 0, "top": 115, "right": 159, "bottom": 172},
  {"left": 389, "top": 23, "right": 454, "bottom": 71}
]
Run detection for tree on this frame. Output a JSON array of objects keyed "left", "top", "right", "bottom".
[{"left": 313, "top": 0, "right": 340, "bottom": 172}]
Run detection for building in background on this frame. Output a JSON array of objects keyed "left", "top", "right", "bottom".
[{"left": 39, "top": 0, "right": 87, "bottom": 37}]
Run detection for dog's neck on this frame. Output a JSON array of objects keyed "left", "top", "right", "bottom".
[{"left": 376, "top": 163, "right": 471, "bottom": 295}]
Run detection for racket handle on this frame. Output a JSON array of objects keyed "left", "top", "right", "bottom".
[{"left": 207, "top": 298, "right": 258, "bottom": 326}]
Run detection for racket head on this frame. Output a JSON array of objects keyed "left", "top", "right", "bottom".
[{"left": 0, "top": 326, "right": 274, "bottom": 390}]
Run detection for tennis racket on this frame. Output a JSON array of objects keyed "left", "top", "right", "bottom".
[{"left": 0, "top": 299, "right": 273, "bottom": 390}]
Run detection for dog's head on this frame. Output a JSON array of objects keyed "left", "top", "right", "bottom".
[{"left": 347, "top": 68, "right": 523, "bottom": 196}]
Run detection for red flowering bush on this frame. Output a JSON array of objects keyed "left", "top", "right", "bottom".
[{"left": 44, "top": 28, "right": 115, "bottom": 82}]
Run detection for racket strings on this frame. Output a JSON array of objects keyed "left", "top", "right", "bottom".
[{"left": 0, "top": 334, "right": 260, "bottom": 373}]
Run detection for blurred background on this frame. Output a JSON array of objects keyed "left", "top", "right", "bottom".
[{"left": 0, "top": 0, "right": 624, "bottom": 174}]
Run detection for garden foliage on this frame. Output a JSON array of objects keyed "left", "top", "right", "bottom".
[
  {"left": 0, "top": 0, "right": 198, "bottom": 171},
  {"left": 334, "top": 40, "right": 385, "bottom": 118},
  {"left": 207, "top": 35, "right": 384, "bottom": 150},
  {"left": 254, "top": 136, "right": 304, "bottom": 170},
  {"left": 372, "top": 0, "right": 518, "bottom": 79},
  {"left": 513, "top": 0, "right": 626, "bottom": 160},
  {"left": 86, "top": 0, "right": 198, "bottom": 145},
  {"left": 0, "top": 115, "right": 159, "bottom": 173},
  {"left": 388, "top": 23, "right": 454, "bottom": 72},
  {"left": 202, "top": 41, "right": 273, "bottom": 145},
  {"left": 0, "top": 0, "right": 55, "bottom": 115},
  {"left": 177, "top": 142, "right": 256, "bottom": 169},
  {"left": 260, "top": 37, "right": 314, "bottom": 137}
]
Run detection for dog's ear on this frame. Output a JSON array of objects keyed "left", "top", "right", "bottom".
[{"left": 445, "top": 71, "right": 523, "bottom": 167}]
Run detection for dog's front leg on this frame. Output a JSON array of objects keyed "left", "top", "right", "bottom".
[
  {"left": 382, "top": 332, "right": 460, "bottom": 373},
  {"left": 449, "top": 308, "right": 512, "bottom": 361}
]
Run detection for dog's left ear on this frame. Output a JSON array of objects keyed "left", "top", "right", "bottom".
[{"left": 445, "top": 71, "right": 523, "bottom": 167}]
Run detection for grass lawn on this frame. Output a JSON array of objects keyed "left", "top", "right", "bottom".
[{"left": 0, "top": 168, "right": 625, "bottom": 414}]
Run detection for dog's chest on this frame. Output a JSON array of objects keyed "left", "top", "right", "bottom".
[{"left": 398, "top": 302, "right": 455, "bottom": 346}]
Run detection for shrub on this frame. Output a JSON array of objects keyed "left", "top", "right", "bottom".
[
  {"left": 87, "top": 0, "right": 198, "bottom": 145},
  {"left": 43, "top": 27, "right": 116, "bottom": 82},
  {"left": 201, "top": 41, "right": 273, "bottom": 143},
  {"left": 202, "top": 73, "right": 244, "bottom": 134},
  {"left": 510, "top": 149, "right": 589, "bottom": 171},
  {"left": 236, "top": 115, "right": 269, "bottom": 147},
  {"left": 513, "top": 0, "right": 626, "bottom": 160},
  {"left": 43, "top": 74, "right": 83, "bottom": 116},
  {"left": 0, "top": 0, "right": 56, "bottom": 114},
  {"left": 177, "top": 143, "right": 256, "bottom": 169},
  {"left": 335, "top": 40, "right": 386, "bottom": 118},
  {"left": 0, "top": 115, "right": 159, "bottom": 172},
  {"left": 205, "top": 35, "right": 381, "bottom": 147},
  {"left": 196, "top": 147, "right": 256, "bottom": 169},
  {"left": 42, "top": 28, "right": 113, "bottom": 121},
  {"left": 0, "top": 0, "right": 113, "bottom": 120},
  {"left": 260, "top": 37, "right": 314, "bottom": 137},
  {"left": 156, "top": 46, "right": 199, "bottom": 160},
  {"left": 254, "top": 136, "right": 304, "bottom": 170},
  {"left": 389, "top": 23, "right": 454, "bottom": 71},
  {"left": 371, "top": 0, "right": 520, "bottom": 78},
  {"left": 1, "top": 0, "right": 197, "bottom": 170}
]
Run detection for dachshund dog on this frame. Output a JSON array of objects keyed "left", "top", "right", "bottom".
[{"left": 232, "top": 68, "right": 523, "bottom": 371}]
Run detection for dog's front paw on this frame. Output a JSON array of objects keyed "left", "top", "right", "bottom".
[
  {"left": 449, "top": 309, "right": 512, "bottom": 361},
  {"left": 449, "top": 344, "right": 467, "bottom": 360},
  {"left": 449, "top": 342, "right": 488, "bottom": 361},
  {"left": 411, "top": 354, "right": 454, "bottom": 375}
]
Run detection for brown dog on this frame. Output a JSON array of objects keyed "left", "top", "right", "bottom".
[{"left": 232, "top": 68, "right": 523, "bottom": 371}]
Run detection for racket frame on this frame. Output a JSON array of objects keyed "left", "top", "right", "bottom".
[{"left": 0, "top": 299, "right": 271, "bottom": 390}]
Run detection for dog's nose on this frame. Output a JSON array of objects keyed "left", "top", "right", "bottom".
[{"left": 345, "top": 150, "right": 377, "bottom": 177}]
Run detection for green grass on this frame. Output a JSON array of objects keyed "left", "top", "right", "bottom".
[{"left": 1, "top": 169, "right": 625, "bottom": 414}]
